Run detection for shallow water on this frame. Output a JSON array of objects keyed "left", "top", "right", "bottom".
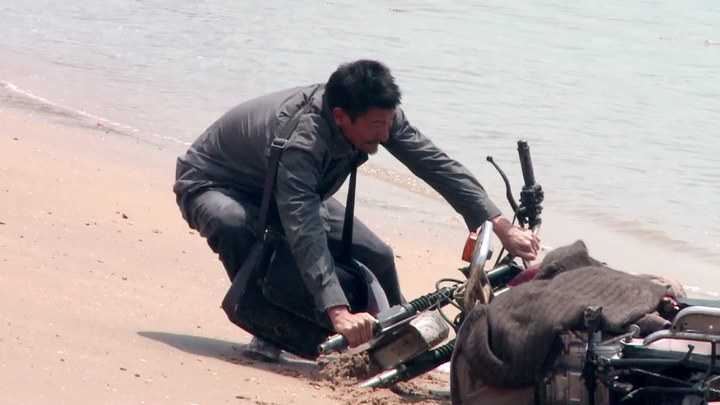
[{"left": 1, "top": 0, "right": 718, "bottom": 289}]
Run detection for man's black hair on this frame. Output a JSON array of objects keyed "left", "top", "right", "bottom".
[{"left": 325, "top": 60, "right": 402, "bottom": 121}]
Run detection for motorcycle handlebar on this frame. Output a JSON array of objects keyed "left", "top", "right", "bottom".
[
  {"left": 517, "top": 140, "right": 536, "bottom": 188},
  {"left": 319, "top": 286, "right": 458, "bottom": 355},
  {"left": 318, "top": 333, "right": 350, "bottom": 355}
]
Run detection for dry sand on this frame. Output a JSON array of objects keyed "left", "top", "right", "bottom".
[{"left": 0, "top": 108, "right": 464, "bottom": 404}]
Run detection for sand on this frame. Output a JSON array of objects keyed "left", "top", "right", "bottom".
[{"left": 0, "top": 108, "right": 463, "bottom": 404}]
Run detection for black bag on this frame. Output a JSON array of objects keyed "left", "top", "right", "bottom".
[
  {"left": 220, "top": 231, "right": 335, "bottom": 359},
  {"left": 262, "top": 238, "right": 370, "bottom": 327},
  {"left": 221, "top": 227, "right": 370, "bottom": 359}
]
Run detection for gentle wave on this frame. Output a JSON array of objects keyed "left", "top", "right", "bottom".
[
  {"left": 0, "top": 79, "right": 191, "bottom": 148},
  {"left": 5, "top": 76, "right": 718, "bottom": 267},
  {"left": 564, "top": 204, "right": 720, "bottom": 263}
]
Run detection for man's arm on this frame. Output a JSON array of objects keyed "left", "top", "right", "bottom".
[
  {"left": 275, "top": 145, "right": 349, "bottom": 312},
  {"left": 383, "top": 109, "right": 539, "bottom": 260},
  {"left": 275, "top": 130, "right": 376, "bottom": 346},
  {"left": 383, "top": 108, "right": 501, "bottom": 230}
]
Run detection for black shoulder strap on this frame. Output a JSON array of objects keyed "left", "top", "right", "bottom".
[
  {"left": 338, "top": 167, "right": 357, "bottom": 264},
  {"left": 255, "top": 86, "right": 320, "bottom": 237},
  {"left": 256, "top": 137, "right": 288, "bottom": 236}
]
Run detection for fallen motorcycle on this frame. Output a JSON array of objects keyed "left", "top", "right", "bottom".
[{"left": 319, "top": 141, "right": 720, "bottom": 405}]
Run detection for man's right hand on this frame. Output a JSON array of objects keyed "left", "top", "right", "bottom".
[{"left": 326, "top": 305, "right": 377, "bottom": 348}]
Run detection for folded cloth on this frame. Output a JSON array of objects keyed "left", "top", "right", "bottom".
[{"left": 451, "top": 240, "right": 674, "bottom": 402}]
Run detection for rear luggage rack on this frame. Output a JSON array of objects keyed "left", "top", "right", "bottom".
[{"left": 644, "top": 306, "right": 720, "bottom": 346}]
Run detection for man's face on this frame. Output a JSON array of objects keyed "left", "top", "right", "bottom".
[{"left": 333, "top": 107, "right": 395, "bottom": 154}]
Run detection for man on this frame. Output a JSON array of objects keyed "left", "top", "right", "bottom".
[{"left": 173, "top": 59, "right": 540, "bottom": 361}]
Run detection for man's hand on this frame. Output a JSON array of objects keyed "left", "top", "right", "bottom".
[
  {"left": 326, "top": 306, "right": 377, "bottom": 348},
  {"left": 490, "top": 215, "right": 541, "bottom": 261}
]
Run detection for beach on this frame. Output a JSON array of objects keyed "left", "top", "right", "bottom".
[
  {"left": 0, "top": 108, "right": 465, "bottom": 404},
  {"left": 2, "top": 1, "right": 719, "bottom": 403}
]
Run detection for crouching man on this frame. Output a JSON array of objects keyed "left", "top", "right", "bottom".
[{"left": 174, "top": 59, "right": 539, "bottom": 361}]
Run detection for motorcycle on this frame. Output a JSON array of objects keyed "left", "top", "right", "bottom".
[{"left": 319, "top": 141, "right": 720, "bottom": 405}]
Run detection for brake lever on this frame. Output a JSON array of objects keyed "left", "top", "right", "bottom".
[{"left": 486, "top": 155, "right": 519, "bottom": 215}]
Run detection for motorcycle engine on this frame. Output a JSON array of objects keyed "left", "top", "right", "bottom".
[{"left": 537, "top": 332, "right": 621, "bottom": 405}]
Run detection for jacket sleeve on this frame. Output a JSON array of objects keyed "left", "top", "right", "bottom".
[
  {"left": 274, "top": 125, "right": 349, "bottom": 312},
  {"left": 383, "top": 108, "right": 502, "bottom": 231}
]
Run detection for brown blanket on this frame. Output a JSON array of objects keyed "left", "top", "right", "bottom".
[{"left": 451, "top": 240, "right": 671, "bottom": 400}]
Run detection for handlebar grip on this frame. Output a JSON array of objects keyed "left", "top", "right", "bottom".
[
  {"left": 517, "top": 140, "right": 536, "bottom": 188},
  {"left": 318, "top": 334, "right": 349, "bottom": 355},
  {"left": 487, "top": 263, "right": 522, "bottom": 290},
  {"left": 317, "top": 321, "right": 383, "bottom": 355}
]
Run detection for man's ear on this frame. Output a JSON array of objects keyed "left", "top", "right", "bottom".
[{"left": 332, "top": 107, "right": 347, "bottom": 127}]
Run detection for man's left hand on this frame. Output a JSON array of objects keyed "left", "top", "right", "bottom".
[{"left": 490, "top": 215, "right": 541, "bottom": 261}]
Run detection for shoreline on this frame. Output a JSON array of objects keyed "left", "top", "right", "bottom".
[
  {"left": 2, "top": 78, "right": 718, "bottom": 282},
  {"left": 3, "top": 88, "right": 717, "bottom": 294}
]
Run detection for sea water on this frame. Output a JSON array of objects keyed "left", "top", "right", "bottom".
[{"left": 1, "top": 0, "right": 718, "bottom": 292}]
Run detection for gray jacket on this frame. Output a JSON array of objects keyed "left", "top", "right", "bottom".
[{"left": 174, "top": 84, "right": 501, "bottom": 311}]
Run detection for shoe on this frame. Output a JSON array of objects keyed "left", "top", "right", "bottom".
[{"left": 244, "top": 336, "right": 282, "bottom": 363}]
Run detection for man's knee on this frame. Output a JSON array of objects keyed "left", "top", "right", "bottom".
[
  {"left": 373, "top": 242, "right": 395, "bottom": 269},
  {"left": 184, "top": 191, "right": 259, "bottom": 280},
  {"left": 188, "top": 191, "right": 255, "bottom": 239},
  {"left": 204, "top": 208, "right": 249, "bottom": 238},
  {"left": 356, "top": 229, "right": 396, "bottom": 275}
]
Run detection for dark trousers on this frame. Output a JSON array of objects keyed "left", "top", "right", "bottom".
[{"left": 177, "top": 187, "right": 403, "bottom": 307}]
